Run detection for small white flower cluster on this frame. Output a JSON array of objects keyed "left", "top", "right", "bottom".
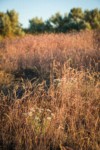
[{"left": 23, "top": 107, "right": 55, "bottom": 121}]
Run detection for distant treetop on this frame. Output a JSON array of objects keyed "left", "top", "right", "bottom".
[{"left": 0, "top": 8, "right": 100, "bottom": 36}]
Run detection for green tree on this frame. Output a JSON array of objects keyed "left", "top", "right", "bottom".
[
  {"left": 44, "top": 20, "right": 53, "bottom": 32},
  {"left": 62, "top": 13, "right": 70, "bottom": 32},
  {"left": 84, "top": 9, "right": 100, "bottom": 29},
  {"left": 0, "top": 10, "right": 24, "bottom": 37},
  {"left": 7, "top": 10, "right": 24, "bottom": 35},
  {"left": 49, "top": 12, "right": 64, "bottom": 32},
  {"left": 68, "top": 8, "right": 85, "bottom": 31},
  {"left": 69, "top": 8, "right": 84, "bottom": 20},
  {"left": 27, "top": 8, "right": 100, "bottom": 34},
  {"left": 0, "top": 12, "right": 12, "bottom": 36},
  {"left": 29, "top": 17, "right": 45, "bottom": 33}
]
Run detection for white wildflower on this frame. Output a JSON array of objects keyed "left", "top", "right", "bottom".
[
  {"left": 51, "top": 113, "right": 55, "bottom": 118},
  {"left": 46, "top": 109, "right": 51, "bottom": 112},
  {"left": 35, "top": 116, "right": 40, "bottom": 121},
  {"left": 28, "top": 112, "right": 33, "bottom": 117},
  {"left": 47, "top": 117, "right": 52, "bottom": 120}
]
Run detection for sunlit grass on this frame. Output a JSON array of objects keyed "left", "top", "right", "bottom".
[{"left": 0, "top": 30, "right": 100, "bottom": 150}]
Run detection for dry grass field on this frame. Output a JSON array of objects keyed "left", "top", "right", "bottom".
[{"left": 0, "top": 30, "right": 100, "bottom": 150}]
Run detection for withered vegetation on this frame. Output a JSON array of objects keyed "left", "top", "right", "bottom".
[{"left": 0, "top": 30, "right": 100, "bottom": 150}]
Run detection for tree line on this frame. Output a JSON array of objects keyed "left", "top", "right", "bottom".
[{"left": 0, "top": 8, "right": 100, "bottom": 37}]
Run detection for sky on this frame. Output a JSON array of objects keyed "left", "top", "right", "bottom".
[{"left": 0, "top": 0, "right": 100, "bottom": 27}]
